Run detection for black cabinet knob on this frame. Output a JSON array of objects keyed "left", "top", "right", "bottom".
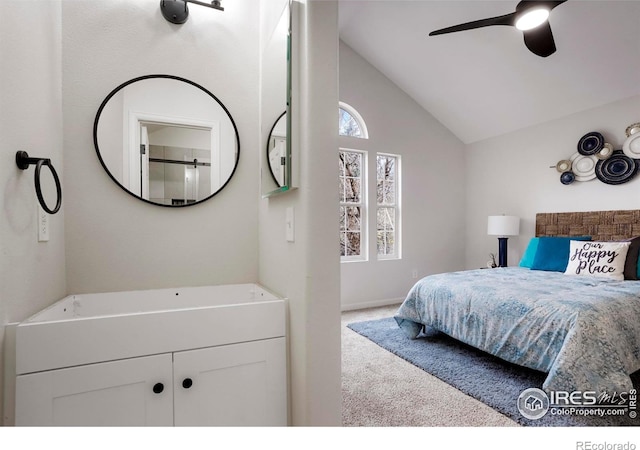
[
  {"left": 152, "top": 382, "right": 164, "bottom": 394},
  {"left": 182, "top": 378, "right": 193, "bottom": 389}
]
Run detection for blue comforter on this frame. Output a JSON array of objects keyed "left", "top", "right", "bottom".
[{"left": 394, "top": 267, "right": 640, "bottom": 395}]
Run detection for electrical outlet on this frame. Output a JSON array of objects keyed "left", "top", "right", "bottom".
[
  {"left": 38, "top": 205, "right": 49, "bottom": 242},
  {"left": 412, "top": 269, "right": 418, "bottom": 279}
]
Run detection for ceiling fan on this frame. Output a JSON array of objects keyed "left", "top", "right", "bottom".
[{"left": 429, "top": 1, "right": 568, "bottom": 57}]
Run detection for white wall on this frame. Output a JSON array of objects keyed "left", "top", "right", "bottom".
[
  {"left": 0, "top": 0, "right": 341, "bottom": 428},
  {"left": 465, "top": 94, "right": 640, "bottom": 269},
  {"left": 62, "top": 0, "right": 260, "bottom": 294},
  {"left": 339, "top": 41, "right": 467, "bottom": 310},
  {"left": 0, "top": 0, "right": 66, "bottom": 423},
  {"left": 259, "top": 0, "right": 342, "bottom": 425}
]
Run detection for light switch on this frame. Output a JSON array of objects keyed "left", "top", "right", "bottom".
[{"left": 285, "top": 207, "right": 294, "bottom": 242}]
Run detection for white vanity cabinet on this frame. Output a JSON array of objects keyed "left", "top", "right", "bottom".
[
  {"left": 8, "top": 284, "right": 288, "bottom": 427},
  {"left": 16, "top": 337, "right": 286, "bottom": 426},
  {"left": 173, "top": 338, "right": 286, "bottom": 426},
  {"left": 16, "top": 354, "right": 175, "bottom": 426}
]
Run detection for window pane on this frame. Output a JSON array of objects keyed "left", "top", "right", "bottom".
[
  {"left": 377, "top": 207, "right": 395, "bottom": 231},
  {"left": 375, "top": 153, "right": 400, "bottom": 259},
  {"left": 377, "top": 155, "right": 395, "bottom": 180},
  {"left": 344, "top": 178, "right": 361, "bottom": 203},
  {"left": 339, "top": 108, "right": 362, "bottom": 138},
  {"left": 377, "top": 231, "right": 395, "bottom": 256},
  {"left": 346, "top": 232, "right": 360, "bottom": 256},
  {"left": 385, "top": 157, "right": 395, "bottom": 180},
  {"left": 376, "top": 155, "right": 396, "bottom": 205},
  {"left": 376, "top": 156, "right": 386, "bottom": 180},
  {"left": 346, "top": 206, "right": 361, "bottom": 231},
  {"left": 377, "top": 207, "right": 396, "bottom": 257},
  {"left": 343, "top": 151, "right": 361, "bottom": 177},
  {"left": 387, "top": 233, "right": 395, "bottom": 255},
  {"left": 340, "top": 149, "right": 366, "bottom": 260},
  {"left": 383, "top": 181, "right": 395, "bottom": 205},
  {"left": 340, "top": 150, "right": 362, "bottom": 204},
  {"left": 376, "top": 208, "right": 385, "bottom": 230},
  {"left": 376, "top": 180, "right": 395, "bottom": 205}
]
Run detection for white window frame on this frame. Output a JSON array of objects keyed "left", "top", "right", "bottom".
[
  {"left": 376, "top": 152, "right": 401, "bottom": 260},
  {"left": 340, "top": 148, "right": 368, "bottom": 262}
]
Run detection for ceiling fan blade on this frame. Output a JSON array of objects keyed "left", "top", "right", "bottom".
[
  {"left": 515, "top": 0, "right": 567, "bottom": 13},
  {"left": 537, "top": 0, "right": 568, "bottom": 12},
  {"left": 522, "top": 21, "right": 556, "bottom": 57},
  {"left": 429, "top": 12, "right": 516, "bottom": 36}
]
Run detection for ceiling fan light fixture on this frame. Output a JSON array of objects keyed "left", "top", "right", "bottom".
[
  {"left": 515, "top": 8, "right": 550, "bottom": 31},
  {"left": 427, "top": 0, "right": 566, "bottom": 57}
]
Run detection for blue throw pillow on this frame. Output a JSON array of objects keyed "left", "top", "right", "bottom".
[
  {"left": 530, "top": 236, "right": 591, "bottom": 272},
  {"left": 519, "top": 237, "right": 540, "bottom": 268},
  {"left": 622, "top": 236, "right": 640, "bottom": 280}
]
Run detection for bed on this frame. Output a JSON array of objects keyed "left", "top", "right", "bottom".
[{"left": 394, "top": 210, "right": 640, "bottom": 395}]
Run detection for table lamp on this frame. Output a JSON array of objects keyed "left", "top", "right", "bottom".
[{"left": 487, "top": 215, "right": 520, "bottom": 267}]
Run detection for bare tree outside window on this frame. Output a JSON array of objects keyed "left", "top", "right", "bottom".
[
  {"left": 340, "top": 150, "right": 365, "bottom": 258},
  {"left": 377, "top": 154, "right": 400, "bottom": 258},
  {"left": 339, "top": 108, "right": 363, "bottom": 138},
  {"left": 339, "top": 103, "right": 370, "bottom": 262}
]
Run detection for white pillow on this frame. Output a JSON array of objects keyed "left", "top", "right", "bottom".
[{"left": 564, "top": 240, "right": 631, "bottom": 280}]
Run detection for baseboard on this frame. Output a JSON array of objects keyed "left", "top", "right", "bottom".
[{"left": 341, "top": 297, "right": 404, "bottom": 312}]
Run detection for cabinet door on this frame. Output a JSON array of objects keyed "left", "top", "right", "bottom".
[
  {"left": 15, "top": 354, "right": 173, "bottom": 426},
  {"left": 173, "top": 337, "right": 286, "bottom": 426}
]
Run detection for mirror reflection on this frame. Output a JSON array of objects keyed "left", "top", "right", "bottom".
[
  {"left": 94, "top": 75, "right": 239, "bottom": 207},
  {"left": 267, "top": 112, "right": 286, "bottom": 187},
  {"left": 260, "top": 0, "right": 291, "bottom": 196}
]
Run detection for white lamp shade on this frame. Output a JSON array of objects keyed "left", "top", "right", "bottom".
[{"left": 487, "top": 215, "right": 520, "bottom": 236}]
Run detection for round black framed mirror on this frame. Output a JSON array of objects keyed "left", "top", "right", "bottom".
[
  {"left": 93, "top": 74, "right": 240, "bottom": 207},
  {"left": 266, "top": 111, "right": 286, "bottom": 188}
]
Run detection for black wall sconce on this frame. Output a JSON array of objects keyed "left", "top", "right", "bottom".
[
  {"left": 15, "top": 151, "right": 62, "bottom": 215},
  {"left": 160, "top": 0, "right": 224, "bottom": 24}
]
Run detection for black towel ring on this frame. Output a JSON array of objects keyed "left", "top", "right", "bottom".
[{"left": 15, "top": 151, "right": 62, "bottom": 215}]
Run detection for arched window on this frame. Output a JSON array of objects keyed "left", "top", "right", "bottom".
[
  {"left": 339, "top": 102, "right": 368, "bottom": 139},
  {"left": 339, "top": 102, "right": 400, "bottom": 262}
]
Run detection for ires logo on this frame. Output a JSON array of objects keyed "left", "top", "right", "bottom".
[
  {"left": 549, "top": 390, "right": 628, "bottom": 406},
  {"left": 517, "top": 388, "right": 637, "bottom": 420}
]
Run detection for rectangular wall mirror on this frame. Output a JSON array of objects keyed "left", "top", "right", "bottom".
[{"left": 261, "top": 0, "right": 293, "bottom": 197}]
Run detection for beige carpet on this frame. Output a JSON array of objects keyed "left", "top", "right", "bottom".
[{"left": 341, "top": 304, "right": 519, "bottom": 427}]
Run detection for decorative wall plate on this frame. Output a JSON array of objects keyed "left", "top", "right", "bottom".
[
  {"left": 577, "top": 131, "right": 604, "bottom": 155},
  {"left": 594, "top": 150, "right": 638, "bottom": 185},
  {"left": 560, "top": 171, "right": 575, "bottom": 185},
  {"left": 595, "top": 143, "right": 613, "bottom": 160},
  {"left": 622, "top": 133, "right": 640, "bottom": 159},
  {"left": 555, "top": 159, "right": 572, "bottom": 172},
  {"left": 625, "top": 123, "right": 640, "bottom": 138},
  {"left": 569, "top": 152, "right": 597, "bottom": 181}
]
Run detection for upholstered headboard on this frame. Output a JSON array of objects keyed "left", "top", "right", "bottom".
[{"left": 536, "top": 210, "right": 640, "bottom": 241}]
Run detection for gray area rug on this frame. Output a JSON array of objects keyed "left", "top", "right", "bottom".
[{"left": 347, "top": 317, "right": 639, "bottom": 427}]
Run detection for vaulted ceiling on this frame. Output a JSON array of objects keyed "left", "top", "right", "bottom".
[{"left": 338, "top": 0, "right": 640, "bottom": 144}]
